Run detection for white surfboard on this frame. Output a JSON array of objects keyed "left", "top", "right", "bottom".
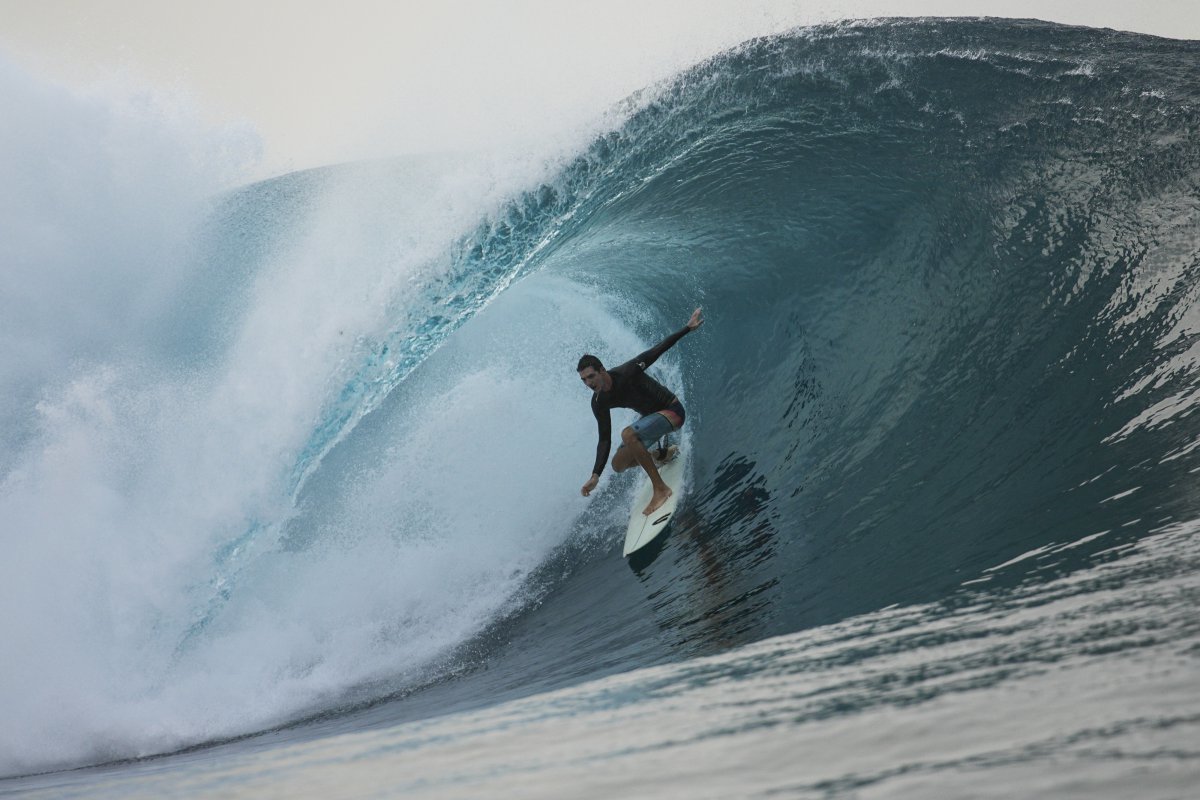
[{"left": 623, "top": 446, "right": 685, "bottom": 556}]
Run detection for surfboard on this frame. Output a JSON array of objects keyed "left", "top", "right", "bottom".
[{"left": 623, "top": 446, "right": 684, "bottom": 556}]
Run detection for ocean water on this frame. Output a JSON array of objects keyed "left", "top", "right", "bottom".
[{"left": 3, "top": 18, "right": 1199, "bottom": 798}]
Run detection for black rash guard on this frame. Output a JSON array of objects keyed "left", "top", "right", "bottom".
[{"left": 590, "top": 325, "right": 691, "bottom": 476}]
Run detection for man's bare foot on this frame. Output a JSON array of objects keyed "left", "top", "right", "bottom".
[
  {"left": 644, "top": 486, "right": 673, "bottom": 516},
  {"left": 654, "top": 445, "right": 678, "bottom": 465}
]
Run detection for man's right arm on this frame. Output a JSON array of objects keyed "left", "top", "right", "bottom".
[
  {"left": 582, "top": 401, "right": 611, "bottom": 497},
  {"left": 592, "top": 401, "right": 612, "bottom": 477}
]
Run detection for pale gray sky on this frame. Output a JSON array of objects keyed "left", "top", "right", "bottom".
[{"left": 2, "top": 1, "right": 1196, "bottom": 178}]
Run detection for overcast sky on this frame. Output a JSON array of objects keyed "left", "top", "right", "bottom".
[{"left": 2, "top": 1, "right": 1196, "bottom": 178}]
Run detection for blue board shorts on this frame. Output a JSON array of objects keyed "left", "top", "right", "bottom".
[{"left": 618, "top": 400, "right": 685, "bottom": 452}]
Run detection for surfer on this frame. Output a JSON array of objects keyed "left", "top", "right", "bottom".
[{"left": 578, "top": 307, "right": 704, "bottom": 515}]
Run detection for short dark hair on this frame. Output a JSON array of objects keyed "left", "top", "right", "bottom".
[{"left": 577, "top": 354, "right": 603, "bottom": 373}]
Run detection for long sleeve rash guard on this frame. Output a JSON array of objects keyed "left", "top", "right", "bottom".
[{"left": 589, "top": 325, "right": 691, "bottom": 476}]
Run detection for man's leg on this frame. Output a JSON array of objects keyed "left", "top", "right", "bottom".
[
  {"left": 611, "top": 444, "right": 638, "bottom": 473},
  {"left": 612, "top": 441, "right": 672, "bottom": 472},
  {"left": 620, "top": 425, "right": 673, "bottom": 516}
]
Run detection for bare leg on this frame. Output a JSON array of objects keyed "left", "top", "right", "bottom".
[
  {"left": 611, "top": 443, "right": 638, "bottom": 473},
  {"left": 619, "top": 426, "right": 673, "bottom": 515}
]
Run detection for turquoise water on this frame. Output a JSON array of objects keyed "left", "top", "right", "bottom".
[{"left": 2, "top": 18, "right": 1199, "bottom": 797}]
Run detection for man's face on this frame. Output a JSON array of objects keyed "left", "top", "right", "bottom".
[{"left": 579, "top": 366, "right": 605, "bottom": 392}]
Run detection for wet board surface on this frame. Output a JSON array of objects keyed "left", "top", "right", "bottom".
[{"left": 623, "top": 448, "right": 684, "bottom": 557}]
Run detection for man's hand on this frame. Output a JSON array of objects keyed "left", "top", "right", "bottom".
[
  {"left": 581, "top": 474, "right": 600, "bottom": 497},
  {"left": 687, "top": 307, "right": 704, "bottom": 331}
]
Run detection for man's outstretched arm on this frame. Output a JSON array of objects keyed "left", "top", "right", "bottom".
[{"left": 634, "top": 307, "right": 705, "bottom": 370}]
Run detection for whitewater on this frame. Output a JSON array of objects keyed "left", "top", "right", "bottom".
[{"left": 2, "top": 18, "right": 1199, "bottom": 799}]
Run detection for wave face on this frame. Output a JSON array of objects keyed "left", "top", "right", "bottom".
[{"left": 3, "top": 18, "right": 1200, "bottom": 777}]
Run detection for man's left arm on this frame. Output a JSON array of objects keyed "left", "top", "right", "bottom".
[{"left": 634, "top": 307, "right": 704, "bottom": 369}]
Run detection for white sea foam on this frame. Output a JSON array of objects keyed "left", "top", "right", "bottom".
[{"left": 0, "top": 50, "right": 641, "bottom": 775}]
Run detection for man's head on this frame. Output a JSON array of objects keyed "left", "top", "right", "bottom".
[{"left": 577, "top": 354, "right": 608, "bottom": 392}]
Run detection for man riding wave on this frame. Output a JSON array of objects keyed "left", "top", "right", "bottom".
[{"left": 578, "top": 307, "right": 704, "bottom": 515}]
